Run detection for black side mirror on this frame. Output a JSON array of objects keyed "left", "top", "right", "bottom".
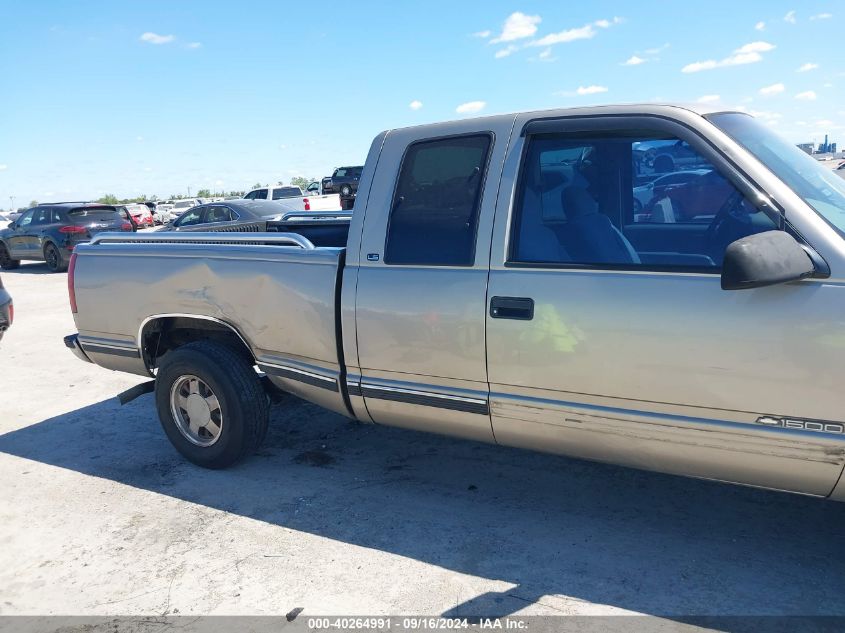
[{"left": 721, "top": 231, "right": 816, "bottom": 290}]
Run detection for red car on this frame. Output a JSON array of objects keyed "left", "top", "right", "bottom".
[{"left": 119, "top": 203, "right": 154, "bottom": 228}]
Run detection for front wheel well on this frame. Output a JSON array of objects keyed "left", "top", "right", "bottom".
[{"left": 141, "top": 316, "right": 254, "bottom": 370}]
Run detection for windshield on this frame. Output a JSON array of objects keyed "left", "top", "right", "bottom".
[
  {"left": 174, "top": 201, "right": 194, "bottom": 208},
  {"left": 709, "top": 112, "right": 845, "bottom": 236}
]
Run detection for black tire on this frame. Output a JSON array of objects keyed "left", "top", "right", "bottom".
[
  {"left": 155, "top": 340, "right": 269, "bottom": 468},
  {"left": 44, "top": 242, "right": 67, "bottom": 272},
  {"left": 340, "top": 184, "right": 352, "bottom": 197},
  {"left": 0, "top": 243, "right": 20, "bottom": 270}
]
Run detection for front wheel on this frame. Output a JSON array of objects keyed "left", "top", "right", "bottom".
[
  {"left": 340, "top": 184, "right": 352, "bottom": 197},
  {"left": 0, "top": 243, "right": 20, "bottom": 270},
  {"left": 155, "top": 340, "right": 269, "bottom": 468}
]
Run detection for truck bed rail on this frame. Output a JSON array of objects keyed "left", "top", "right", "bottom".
[{"left": 88, "top": 231, "right": 316, "bottom": 249}]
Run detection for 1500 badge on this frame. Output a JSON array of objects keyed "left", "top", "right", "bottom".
[{"left": 757, "top": 416, "right": 844, "bottom": 435}]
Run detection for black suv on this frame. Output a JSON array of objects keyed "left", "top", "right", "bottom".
[
  {"left": 322, "top": 166, "right": 363, "bottom": 209},
  {"left": 0, "top": 203, "right": 132, "bottom": 272}
]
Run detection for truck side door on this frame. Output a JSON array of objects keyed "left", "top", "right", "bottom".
[
  {"left": 352, "top": 126, "right": 508, "bottom": 442},
  {"left": 485, "top": 114, "right": 845, "bottom": 496}
]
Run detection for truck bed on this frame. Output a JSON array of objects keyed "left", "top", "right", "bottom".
[{"left": 71, "top": 232, "right": 350, "bottom": 415}]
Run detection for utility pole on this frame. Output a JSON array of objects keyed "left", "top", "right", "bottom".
[
  {"left": 187, "top": 186, "right": 191, "bottom": 198},
  {"left": 9, "top": 196, "right": 14, "bottom": 212}
]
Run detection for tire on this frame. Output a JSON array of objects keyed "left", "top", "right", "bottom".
[
  {"left": 155, "top": 340, "right": 269, "bottom": 469},
  {"left": 44, "top": 242, "right": 67, "bottom": 272},
  {"left": 340, "top": 184, "right": 352, "bottom": 197},
  {"left": 0, "top": 243, "right": 20, "bottom": 270}
]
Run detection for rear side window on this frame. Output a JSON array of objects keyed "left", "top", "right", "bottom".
[
  {"left": 384, "top": 134, "right": 492, "bottom": 266},
  {"left": 272, "top": 187, "right": 301, "bottom": 199},
  {"left": 253, "top": 189, "right": 268, "bottom": 200}
]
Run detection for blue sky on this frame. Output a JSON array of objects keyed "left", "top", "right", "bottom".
[{"left": 0, "top": 1, "right": 842, "bottom": 206}]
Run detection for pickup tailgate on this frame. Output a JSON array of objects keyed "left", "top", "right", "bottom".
[{"left": 70, "top": 232, "right": 349, "bottom": 415}]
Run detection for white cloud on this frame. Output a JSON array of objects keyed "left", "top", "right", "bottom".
[
  {"left": 409, "top": 100, "right": 423, "bottom": 110},
  {"left": 186, "top": 42, "right": 202, "bottom": 49},
  {"left": 576, "top": 85, "right": 608, "bottom": 95},
  {"left": 528, "top": 17, "right": 621, "bottom": 48},
  {"left": 139, "top": 32, "right": 175, "bottom": 45},
  {"left": 539, "top": 48, "right": 552, "bottom": 59},
  {"left": 816, "top": 119, "right": 834, "bottom": 126},
  {"left": 622, "top": 55, "right": 646, "bottom": 66},
  {"left": 755, "top": 21, "right": 766, "bottom": 30},
  {"left": 682, "top": 41, "right": 774, "bottom": 73},
  {"left": 643, "top": 43, "right": 669, "bottom": 55},
  {"left": 472, "top": 30, "right": 491, "bottom": 38},
  {"left": 215, "top": 180, "right": 224, "bottom": 186},
  {"left": 490, "top": 12, "right": 541, "bottom": 44},
  {"left": 735, "top": 41, "right": 775, "bottom": 54},
  {"left": 143, "top": 167, "right": 153, "bottom": 172},
  {"left": 697, "top": 95, "right": 720, "bottom": 103},
  {"left": 495, "top": 45, "right": 518, "bottom": 58},
  {"left": 136, "top": 136, "right": 144, "bottom": 142},
  {"left": 795, "top": 91, "right": 817, "bottom": 101},
  {"left": 0, "top": 164, "right": 7, "bottom": 171},
  {"left": 784, "top": 10, "right": 796, "bottom": 24},
  {"left": 797, "top": 62, "right": 818, "bottom": 72},
  {"left": 759, "top": 83, "right": 785, "bottom": 95},
  {"left": 810, "top": 13, "right": 833, "bottom": 20},
  {"left": 455, "top": 101, "right": 486, "bottom": 114},
  {"left": 531, "top": 24, "right": 594, "bottom": 46}
]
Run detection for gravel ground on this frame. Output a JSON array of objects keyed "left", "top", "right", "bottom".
[{"left": 1, "top": 262, "right": 844, "bottom": 624}]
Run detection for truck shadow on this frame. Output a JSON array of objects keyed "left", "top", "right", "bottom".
[{"left": 1, "top": 393, "right": 843, "bottom": 622}]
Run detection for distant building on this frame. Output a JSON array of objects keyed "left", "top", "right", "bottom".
[
  {"left": 816, "top": 134, "right": 837, "bottom": 154},
  {"left": 797, "top": 142, "right": 814, "bottom": 155}
]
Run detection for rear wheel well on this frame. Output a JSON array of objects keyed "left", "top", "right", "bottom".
[{"left": 141, "top": 317, "right": 254, "bottom": 370}]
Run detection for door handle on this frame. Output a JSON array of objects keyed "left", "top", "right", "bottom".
[{"left": 490, "top": 296, "right": 534, "bottom": 320}]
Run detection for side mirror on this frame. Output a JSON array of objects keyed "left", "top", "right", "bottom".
[{"left": 721, "top": 231, "right": 816, "bottom": 290}]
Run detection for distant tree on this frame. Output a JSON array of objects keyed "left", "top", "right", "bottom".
[
  {"left": 29, "top": 199, "right": 38, "bottom": 207},
  {"left": 97, "top": 194, "right": 119, "bottom": 204},
  {"left": 251, "top": 182, "right": 262, "bottom": 190},
  {"left": 290, "top": 176, "right": 314, "bottom": 191},
  {"left": 196, "top": 188, "right": 211, "bottom": 198},
  {"left": 227, "top": 190, "right": 245, "bottom": 197}
]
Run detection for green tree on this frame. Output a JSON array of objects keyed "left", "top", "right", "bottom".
[
  {"left": 252, "top": 182, "right": 262, "bottom": 190},
  {"left": 29, "top": 199, "right": 38, "bottom": 207},
  {"left": 196, "top": 189, "right": 211, "bottom": 198},
  {"left": 290, "top": 176, "right": 314, "bottom": 191},
  {"left": 97, "top": 194, "right": 119, "bottom": 204}
]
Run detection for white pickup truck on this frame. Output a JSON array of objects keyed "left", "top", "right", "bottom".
[{"left": 243, "top": 184, "right": 341, "bottom": 212}]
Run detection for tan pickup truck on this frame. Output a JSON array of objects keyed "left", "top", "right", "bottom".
[{"left": 65, "top": 104, "right": 845, "bottom": 501}]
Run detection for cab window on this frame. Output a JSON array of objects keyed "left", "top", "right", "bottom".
[
  {"left": 510, "top": 132, "right": 779, "bottom": 269},
  {"left": 385, "top": 134, "right": 492, "bottom": 266}
]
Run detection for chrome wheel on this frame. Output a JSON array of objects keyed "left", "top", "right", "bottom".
[{"left": 169, "top": 375, "right": 223, "bottom": 447}]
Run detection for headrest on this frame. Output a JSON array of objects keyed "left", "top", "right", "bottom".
[{"left": 562, "top": 186, "right": 599, "bottom": 220}]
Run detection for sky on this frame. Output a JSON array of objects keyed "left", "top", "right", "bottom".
[{"left": 0, "top": 0, "right": 842, "bottom": 207}]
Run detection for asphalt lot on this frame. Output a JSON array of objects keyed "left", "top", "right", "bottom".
[{"left": 1, "top": 262, "right": 844, "bottom": 623}]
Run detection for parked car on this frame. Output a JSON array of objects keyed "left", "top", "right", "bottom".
[
  {"left": 632, "top": 169, "right": 712, "bottom": 216},
  {"left": 65, "top": 103, "right": 845, "bottom": 502},
  {"left": 158, "top": 199, "right": 352, "bottom": 235},
  {"left": 0, "top": 213, "right": 13, "bottom": 228},
  {"left": 167, "top": 199, "right": 202, "bottom": 222},
  {"left": 117, "top": 203, "right": 155, "bottom": 228},
  {"left": 0, "top": 203, "right": 132, "bottom": 272},
  {"left": 0, "top": 274, "right": 12, "bottom": 343},
  {"left": 321, "top": 166, "right": 363, "bottom": 209},
  {"left": 242, "top": 185, "right": 341, "bottom": 212}
]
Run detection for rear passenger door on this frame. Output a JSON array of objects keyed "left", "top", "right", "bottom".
[
  {"left": 485, "top": 114, "right": 843, "bottom": 496},
  {"left": 354, "top": 131, "right": 504, "bottom": 442}
]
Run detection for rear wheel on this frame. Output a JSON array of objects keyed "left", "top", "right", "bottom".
[
  {"left": 155, "top": 340, "right": 269, "bottom": 468},
  {"left": 340, "top": 184, "right": 352, "bottom": 197},
  {"left": 0, "top": 243, "right": 20, "bottom": 270},
  {"left": 44, "top": 243, "right": 67, "bottom": 272}
]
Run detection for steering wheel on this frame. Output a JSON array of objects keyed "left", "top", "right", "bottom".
[{"left": 703, "top": 189, "right": 745, "bottom": 259}]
